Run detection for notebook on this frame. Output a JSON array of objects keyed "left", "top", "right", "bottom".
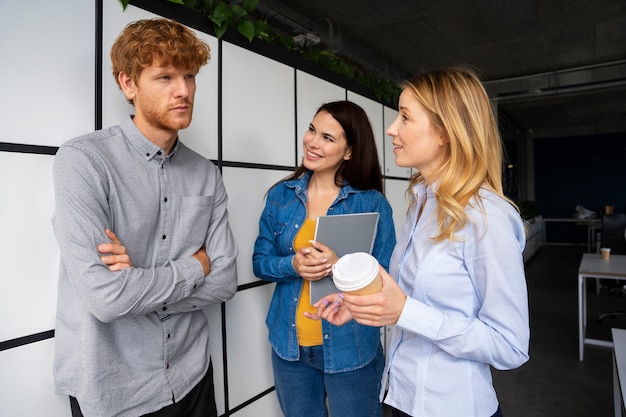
[{"left": 310, "top": 212, "right": 379, "bottom": 303}]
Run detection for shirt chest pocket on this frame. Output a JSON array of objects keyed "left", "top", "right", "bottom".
[{"left": 177, "top": 195, "right": 214, "bottom": 246}]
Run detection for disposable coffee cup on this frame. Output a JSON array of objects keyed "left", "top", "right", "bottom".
[
  {"left": 332, "top": 252, "right": 382, "bottom": 295},
  {"left": 601, "top": 247, "right": 611, "bottom": 260}
]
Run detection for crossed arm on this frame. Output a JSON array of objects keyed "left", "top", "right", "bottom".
[{"left": 98, "top": 228, "right": 210, "bottom": 276}]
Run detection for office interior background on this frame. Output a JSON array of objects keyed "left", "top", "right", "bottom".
[{"left": 1, "top": 1, "right": 624, "bottom": 416}]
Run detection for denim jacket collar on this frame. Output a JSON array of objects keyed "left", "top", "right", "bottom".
[{"left": 285, "top": 170, "right": 361, "bottom": 204}]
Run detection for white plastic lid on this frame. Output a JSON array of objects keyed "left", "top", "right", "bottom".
[{"left": 332, "top": 252, "right": 379, "bottom": 292}]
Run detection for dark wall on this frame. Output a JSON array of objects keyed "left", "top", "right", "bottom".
[{"left": 535, "top": 132, "right": 626, "bottom": 218}]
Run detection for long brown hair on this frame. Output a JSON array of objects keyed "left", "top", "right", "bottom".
[{"left": 280, "top": 100, "right": 384, "bottom": 192}]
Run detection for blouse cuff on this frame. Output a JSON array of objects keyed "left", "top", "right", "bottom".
[{"left": 397, "top": 297, "right": 445, "bottom": 339}]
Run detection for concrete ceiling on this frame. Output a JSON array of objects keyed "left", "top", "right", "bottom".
[{"left": 257, "top": 0, "right": 626, "bottom": 139}]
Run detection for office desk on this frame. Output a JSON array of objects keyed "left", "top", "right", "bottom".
[
  {"left": 579, "top": 254, "right": 626, "bottom": 360},
  {"left": 612, "top": 328, "right": 626, "bottom": 416},
  {"left": 544, "top": 217, "right": 601, "bottom": 252}
]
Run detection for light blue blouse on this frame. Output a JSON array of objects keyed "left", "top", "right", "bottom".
[{"left": 382, "top": 182, "right": 530, "bottom": 417}]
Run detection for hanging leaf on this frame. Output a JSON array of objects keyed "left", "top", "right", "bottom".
[
  {"left": 211, "top": 3, "right": 231, "bottom": 24},
  {"left": 213, "top": 22, "right": 228, "bottom": 39},
  {"left": 237, "top": 20, "right": 255, "bottom": 42},
  {"left": 231, "top": 4, "right": 248, "bottom": 18},
  {"left": 242, "top": 0, "right": 259, "bottom": 13},
  {"left": 118, "top": 0, "right": 130, "bottom": 10},
  {"left": 254, "top": 20, "right": 272, "bottom": 42},
  {"left": 166, "top": 0, "right": 186, "bottom": 5}
]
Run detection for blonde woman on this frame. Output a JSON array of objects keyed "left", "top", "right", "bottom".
[{"left": 310, "top": 67, "right": 530, "bottom": 417}]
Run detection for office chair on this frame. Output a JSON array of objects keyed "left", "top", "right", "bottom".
[
  {"left": 601, "top": 213, "right": 626, "bottom": 255},
  {"left": 596, "top": 213, "right": 626, "bottom": 322}
]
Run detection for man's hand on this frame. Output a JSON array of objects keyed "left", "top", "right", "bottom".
[
  {"left": 98, "top": 229, "right": 132, "bottom": 271},
  {"left": 192, "top": 247, "right": 211, "bottom": 277}
]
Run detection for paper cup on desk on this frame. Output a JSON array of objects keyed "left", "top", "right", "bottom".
[
  {"left": 332, "top": 252, "right": 382, "bottom": 295},
  {"left": 601, "top": 247, "right": 611, "bottom": 260}
]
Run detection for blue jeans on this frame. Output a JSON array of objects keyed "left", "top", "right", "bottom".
[{"left": 272, "top": 344, "right": 384, "bottom": 417}]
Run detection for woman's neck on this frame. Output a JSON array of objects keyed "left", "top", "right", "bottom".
[{"left": 306, "top": 172, "right": 341, "bottom": 219}]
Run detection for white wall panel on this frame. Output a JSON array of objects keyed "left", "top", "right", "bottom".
[
  {"left": 101, "top": 2, "right": 155, "bottom": 129},
  {"left": 0, "top": 153, "right": 58, "bottom": 341},
  {"left": 347, "top": 92, "right": 385, "bottom": 172},
  {"left": 182, "top": 36, "right": 220, "bottom": 162},
  {"left": 177, "top": 26, "right": 219, "bottom": 160},
  {"left": 384, "top": 179, "right": 409, "bottom": 239},
  {"left": 225, "top": 285, "right": 277, "bottom": 409},
  {"left": 0, "top": 0, "right": 94, "bottom": 145},
  {"left": 222, "top": 167, "right": 288, "bottom": 285},
  {"left": 101, "top": 2, "right": 220, "bottom": 160},
  {"left": 296, "top": 71, "right": 345, "bottom": 162},
  {"left": 222, "top": 43, "right": 295, "bottom": 166},
  {"left": 0, "top": 339, "right": 68, "bottom": 417},
  {"left": 1, "top": 2, "right": 394, "bottom": 416},
  {"left": 231, "top": 390, "right": 282, "bottom": 417},
  {"left": 383, "top": 106, "right": 413, "bottom": 178}
]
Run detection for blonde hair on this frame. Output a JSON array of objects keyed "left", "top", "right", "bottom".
[{"left": 403, "top": 66, "right": 516, "bottom": 241}]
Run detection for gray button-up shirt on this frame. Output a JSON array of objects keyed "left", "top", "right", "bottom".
[{"left": 52, "top": 116, "right": 238, "bottom": 417}]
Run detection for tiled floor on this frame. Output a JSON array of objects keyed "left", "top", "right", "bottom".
[
  {"left": 493, "top": 245, "right": 623, "bottom": 417},
  {"left": 383, "top": 245, "right": 624, "bottom": 416}
]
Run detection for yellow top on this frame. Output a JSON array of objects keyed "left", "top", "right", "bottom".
[{"left": 294, "top": 218, "right": 323, "bottom": 346}]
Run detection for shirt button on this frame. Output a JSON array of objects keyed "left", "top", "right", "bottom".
[
  {"left": 166, "top": 364, "right": 170, "bottom": 369},
  {"left": 291, "top": 323, "right": 295, "bottom": 327},
  {"left": 157, "top": 151, "right": 162, "bottom": 156},
  {"left": 162, "top": 235, "right": 166, "bottom": 240},
  {"left": 167, "top": 334, "right": 171, "bottom": 339},
  {"left": 162, "top": 306, "right": 168, "bottom": 311},
  {"left": 164, "top": 197, "right": 168, "bottom": 203},
  {"left": 324, "top": 334, "right": 329, "bottom": 339}
]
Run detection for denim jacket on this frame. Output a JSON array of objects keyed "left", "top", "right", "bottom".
[{"left": 253, "top": 171, "right": 396, "bottom": 372}]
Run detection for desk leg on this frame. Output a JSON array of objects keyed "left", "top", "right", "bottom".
[
  {"left": 579, "top": 273, "right": 585, "bottom": 361},
  {"left": 615, "top": 353, "right": 623, "bottom": 417}
]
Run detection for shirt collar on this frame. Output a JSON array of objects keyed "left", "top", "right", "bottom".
[
  {"left": 120, "top": 116, "right": 179, "bottom": 161},
  {"left": 285, "top": 170, "right": 362, "bottom": 199}
]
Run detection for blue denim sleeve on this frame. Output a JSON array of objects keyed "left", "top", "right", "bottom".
[
  {"left": 252, "top": 187, "right": 299, "bottom": 282},
  {"left": 371, "top": 193, "right": 397, "bottom": 272}
]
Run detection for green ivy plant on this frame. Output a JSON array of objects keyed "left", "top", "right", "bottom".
[
  {"left": 119, "top": 0, "right": 265, "bottom": 41},
  {"left": 118, "top": 0, "right": 400, "bottom": 104}
]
